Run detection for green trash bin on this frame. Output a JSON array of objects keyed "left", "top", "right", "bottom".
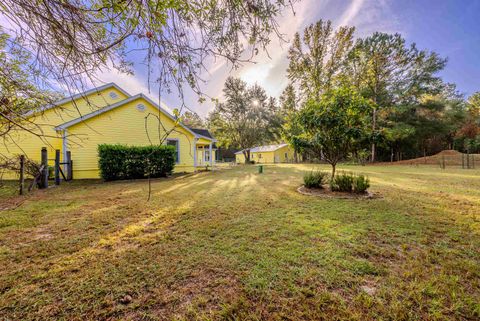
[{"left": 258, "top": 165, "right": 263, "bottom": 174}]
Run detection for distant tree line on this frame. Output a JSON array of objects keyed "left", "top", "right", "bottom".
[{"left": 208, "top": 20, "right": 480, "bottom": 164}]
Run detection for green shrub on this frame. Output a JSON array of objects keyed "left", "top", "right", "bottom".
[
  {"left": 330, "top": 172, "right": 370, "bottom": 193},
  {"left": 330, "top": 172, "right": 354, "bottom": 192},
  {"left": 303, "top": 171, "right": 328, "bottom": 188},
  {"left": 98, "top": 144, "right": 176, "bottom": 181},
  {"left": 352, "top": 174, "right": 370, "bottom": 193}
]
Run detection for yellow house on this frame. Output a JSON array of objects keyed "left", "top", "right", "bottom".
[
  {"left": 1, "top": 83, "right": 216, "bottom": 179},
  {"left": 235, "top": 144, "right": 294, "bottom": 164}
]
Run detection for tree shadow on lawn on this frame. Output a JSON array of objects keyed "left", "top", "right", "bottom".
[{"left": 0, "top": 166, "right": 479, "bottom": 320}]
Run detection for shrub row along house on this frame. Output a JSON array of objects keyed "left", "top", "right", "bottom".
[
  {"left": 1, "top": 83, "right": 216, "bottom": 179},
  {"left": 235, "top": 144, "right": 295, "bottom": 164}
]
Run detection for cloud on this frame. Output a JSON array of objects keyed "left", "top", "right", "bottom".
[
  {"left": 235, "top": 0, "right": 322, "bottom": 97},
  {"left": 338, "top": 0, "right": 402, "bottom": 37},
  {"left": 338, "top": 0, "right": 367, "bottom": 27},
  {"left": 2, "top": 0, "right": 403, "bottom": 119}
]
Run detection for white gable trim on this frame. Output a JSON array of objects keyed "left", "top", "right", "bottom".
[
  {"left": 25, "top": 83, "right": 131, "bottom": 117},
  {"left": 54, "top": 94, "right": 215, "bottom": 141}
]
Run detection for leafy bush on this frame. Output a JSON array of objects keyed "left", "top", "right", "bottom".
[
  {"left": 352, "top": 174, "right": 370, "bottom": 193},
  {"left": 303, "top": 171, "right": 328, "bottom": 188},
  {"left": 98, "top": 144, "right": 176, "bottom": 181},
  {"left": 330, "top": 172, "right": 370, "bottom": 193},
  {"left": 330, "top": 172, "right": 354, "bottom": 192}
]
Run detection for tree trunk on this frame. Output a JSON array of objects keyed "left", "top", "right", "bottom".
[
  {"left": 371, "top": 105, "right": 377, "bottom": 163},
  {"left": 294, "top": 150, "right": 298, "bottom": 163},
  {"left": 390, "top": 148, "right": 394, "bottom": 162},
  {"left": 331, "top": 163, "right": 336, "bottom": 180},
  {"left": 243, "top": 149, "right": 250, "bottom": 164}
]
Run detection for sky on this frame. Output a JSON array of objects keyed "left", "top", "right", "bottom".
[{"left": 4, "top": 0, "right": 479, "bottom": 117}]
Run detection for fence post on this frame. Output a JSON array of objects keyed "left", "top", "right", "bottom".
[
  {"left": 19, "top": 155, "right": 25, "bottom": 195},
  {"left": 66, "top": 151, "right": 73, "bottom": 181},
  {"left": 467, "top": 151, "right": 470, "bottom": 169},
  {"left": 40, "top": 147, "right": 48, "bottom": 189},
  {"left": 462, "top": 153, "right": 465, "bottom": 169},
  {"left": 473, "top": 154, "right": 476, "bottom": 169},
  {"left": 54, "top": 149, "right": 60, "bottom": 185}
]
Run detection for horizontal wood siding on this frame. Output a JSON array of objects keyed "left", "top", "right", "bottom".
[
  {"left": 67, "top": 97, "right": 197, "bottom": 178},
  {"left": 0, "top": 86, "right": 128, "bottom": 178}
]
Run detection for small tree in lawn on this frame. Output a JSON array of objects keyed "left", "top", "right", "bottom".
[{"left": 292, "top": 87, "right": 372, "bottom": 178}]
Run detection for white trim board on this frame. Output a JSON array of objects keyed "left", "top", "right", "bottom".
[
  {"left": 25, "top": 83, "right": 131, "bottom": 118},
  {"left": 54, "top": 93, "right": 215, "bottom": 141}
]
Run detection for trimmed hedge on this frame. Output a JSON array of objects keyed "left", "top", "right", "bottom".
[{"left": 98, "top": 144, "right": 176, "bottom": 181}]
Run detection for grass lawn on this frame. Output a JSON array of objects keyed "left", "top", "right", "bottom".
[{"left": 0, "top": 164, "right": 479, "bottom": 320}]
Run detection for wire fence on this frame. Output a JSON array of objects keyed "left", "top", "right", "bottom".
[{"left": 385, "top": 152, "right": 479, "bottom": 169}]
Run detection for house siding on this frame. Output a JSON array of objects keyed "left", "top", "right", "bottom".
[
  {"left": 1, "top": 84, "right": 215, "bottom": 179},
  {"left": 1, "top": 86, "right": 128, "bottom": 179},
  {"left": 67, "top": 97, "right": 197, "bottom": 178},
  {"left": 235, "top": 145, "right": 294, "bottom": 164}
]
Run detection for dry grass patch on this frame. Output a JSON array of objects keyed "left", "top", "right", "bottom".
[{"left": 0, "top": 165, "right": 479, "bottom": 320}]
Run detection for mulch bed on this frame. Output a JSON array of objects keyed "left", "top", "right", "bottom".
[{"left": 297, "top": 185, "right": 381, "bottom": 199}]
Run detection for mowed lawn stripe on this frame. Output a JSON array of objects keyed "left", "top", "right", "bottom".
[{"left": 0, "top": 164, "right": 479, "bottom": 320}]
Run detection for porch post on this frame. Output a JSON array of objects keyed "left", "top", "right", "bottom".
[
  {"left": 193, "top": 138, "right": 198, "bottom": 172},
  {"left": 209, "top": 142, "right": 213, "bottom": 170},
  {"left": 62, "top": 129, "right": 68, "bottom": 173}
]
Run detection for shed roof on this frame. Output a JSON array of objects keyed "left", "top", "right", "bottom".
[
  {"left": 189, "top": 128, "right": 213, "bottom": 139},
  {"left": 235, "top": 144, "right": 289, "bottom": 154}
]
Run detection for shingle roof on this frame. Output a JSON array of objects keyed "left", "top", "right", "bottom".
[
  {"left": 235, "top": 144, "right": 289, "bottom": 154},
  {"left": 189, "top": 128, "right": 213, "bottom": 139}
]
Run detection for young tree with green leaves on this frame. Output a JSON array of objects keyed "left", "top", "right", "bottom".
[
  {"left": 208, "top": 77, "right": 279, "bottom": 163},
  {"left": 291, "top": 87, "right": 372, "bottom": 178}
]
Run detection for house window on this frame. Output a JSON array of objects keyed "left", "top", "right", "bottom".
[
  {"left": 258, "top": 154, "right": 262, "bottom": 159},
  {"left": 166, "top": 139, "right": 179, "bottom": 163},
  {"left": 204, "top": 150, "right": 210, "bottom": 162}
]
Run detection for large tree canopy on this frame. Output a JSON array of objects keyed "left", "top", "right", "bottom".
[
  {"left": 0, "top": 0, "right": 295, "bottom": 97},
  {"left": 287, "top": 20, "right": 355, "bottom": 101},
  {"left": 0, "top": 0, "right": 296, "bottom": 150},
  {"left": 284, "top": 23, "right": 459, "bottom": 163},
  {"left": 347, "top": 32, "right": 447, "bottom": 161},
  {"left": 208, "top": 77, "right": 278, "bottom": 162}
]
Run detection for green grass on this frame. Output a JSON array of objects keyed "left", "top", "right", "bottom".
[{"left": 0, "top": 164, "right": 479, "bottom": 320}]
